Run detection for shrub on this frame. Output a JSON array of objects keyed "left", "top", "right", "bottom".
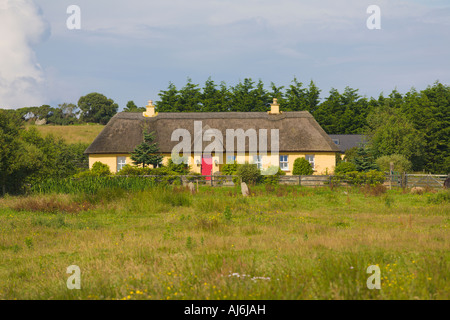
[
  {"left": 73, "top": 162, "right": 111, "bottom": 178},
  {"left": 236, "top": 163, "right": 262, "bottom": 185},
  {"left": 167, "top": 157, "right": 190, "bottom": 175},
  {"left": 262, "top": 166, "right": 286, "bottom": 185},
  {"left": 149, "top": 167, "right": 177, "bottom": 176},
  {"left": 334, "top": 162, "right": 357, "bottom": 174},
  {"left": 221, "top": 161, "right": 238, "bottom": 175},
  {"left": 73, "top": 170, "right": 93, "bottom": 179},
  {"left": 117, "top": 164, "right": 153, "bottom": 176},
  {"left": 91, "top": 162, "right": 111, "bottom": 176},
  {"left": 376, "top": 154, "right": 412, "bottom": 173},
  {"left": 186, "top": 172, "right": 205, "bottom": 181},
  {"left": 333, "top": 170, "right": 385, "bottom": 186},
  {"left": 293, "top": 157, "right": 313, "bottom": 175}
]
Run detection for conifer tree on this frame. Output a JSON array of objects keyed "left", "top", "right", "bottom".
[
  {"left": 131, "top": 131, "right": 163, "bottom": 168},
  {"left": 351, "top": 147, "right": 379, "bottom": 172}
]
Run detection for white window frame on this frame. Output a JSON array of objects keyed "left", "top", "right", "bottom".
[
  {"left": 305, "top": 154, "right": 315, "bottom": 170},
  {"left": 253, "top": 155, "right": 262, "bottom": 169},
  {"left": 279, "top": 155, "right": 289, "bottom": 171},
  {"left": 117, "top": 156, "right": 126, "bottom": 172}
]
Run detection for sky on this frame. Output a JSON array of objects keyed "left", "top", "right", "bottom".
[{"left": 0, "top": 0, "right": 449, "bottom": 110}]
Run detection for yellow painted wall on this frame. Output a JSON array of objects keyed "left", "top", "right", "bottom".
[
  {"left": 89, "top": 154, "right": 170, "bottom": 173},
  {"left": 89, "top": 152, "right": 336, "bottom": 175},
  {"left": 89, "top": 154, "right": 125, "bottom": 173}
]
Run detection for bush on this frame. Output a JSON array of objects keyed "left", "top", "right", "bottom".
[
  {"left": 167, "top": 157, "right": 190, "bottom": 175},
  {"left": 117, "top": 164, "right": 153, "bottom": 176},
  {"left": 376, "top": 154, "right": 412, "bottom": 173},
  {"left": 186, "top": 172, "right": 205, "bottom": 181},
  {"left": 236, "top": 163, "right": 262, "bottom": 185},
  {"left": 73, "top": 161, "right": 111, "bottom": 178},
  {"left": 149, "top": 167, "right": 179, "bottom": 176},
  {"left": 262, "top": 166, "right": 286, "bottom": 185},
  {"left": 221, "top": 161, "right": 238, "bottom": 175},
  {"left": 91, "top": 162, "right": 111, "bottom": 176},
  {"left": 333, "top": 170, "right": 385, "bottom": 186},
  {"left": 334, "top": 162, "right": 357, "bottom": 174},
  {"left": 293, "top": 157, "right": 313, "bottom": 175}
]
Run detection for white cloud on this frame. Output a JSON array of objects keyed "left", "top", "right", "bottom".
[{"left": 0, "top": 0, "right": 50, "bottom": 108}]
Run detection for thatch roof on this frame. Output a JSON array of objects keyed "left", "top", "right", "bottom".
[
  {"left": 84, "top": 111, "right": 340, "bottom": 154},
  {"left": 328, "top": 134, "right": 367, "bottom": 153}
]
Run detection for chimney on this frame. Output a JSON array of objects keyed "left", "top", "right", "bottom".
[
  {"left": 268, "top": 98, "right": 281, "bottom": 115},
  {"left": 143, "top": 100, "right": 157, "bottom": 117}
]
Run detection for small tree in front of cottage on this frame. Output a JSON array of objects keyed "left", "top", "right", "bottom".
[
  {"left": 131, "top": 131, "right": 163, "bottom": 168},
  {"left": 292, "top": 157, "right": 313, "bottom": 175}
]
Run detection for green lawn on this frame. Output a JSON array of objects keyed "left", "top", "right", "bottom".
[{"left": 0, "top": 185, "right": 448, "bottom": 300}]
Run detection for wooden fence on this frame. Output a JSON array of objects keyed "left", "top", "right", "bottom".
[
  {"left": 116, "top": 173, "right": 449, "bottom": 189},
  {"left": 386, "top": 173, "right": 448, "bottom": 189}
]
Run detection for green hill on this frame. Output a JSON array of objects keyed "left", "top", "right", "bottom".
[{"left": 27, "top": 124, "right": 104, "bottom": 145}]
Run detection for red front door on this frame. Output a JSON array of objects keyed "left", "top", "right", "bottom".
[{"left": 201, "top": 156, "right": 212, "bottom": 180}]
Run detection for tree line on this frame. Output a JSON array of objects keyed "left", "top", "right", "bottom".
[
  {"left": 0, "top": 111, "right": 89, "bottom": 194},
  {"left": 154, "top": 78, "right": 449, "bottom": 174},
  {"left": 0, "top": 78, "right": 448, "bottom": 195}
]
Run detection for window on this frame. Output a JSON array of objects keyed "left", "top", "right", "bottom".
[
  {"left": 305, "top": 154, "right": 315, "bottom": 170},
  {"left": 226, "top": 155, "right": 236, "bottom": 164},
  {"left": 279, "top": 155, "right": 289, "bottom": 171},
  {"left": 253, "top": 155, "right": 262, "bottom": 169},
  {"left": 332, "top": 139, "right": 340, "bottom": 145},
  {"left": 117, "top": 156, "right": 126, "bottom": 172}
]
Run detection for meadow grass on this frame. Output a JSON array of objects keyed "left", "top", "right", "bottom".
[
  {"left": 26, "top": 124, "right": 104, "bottom": 144},
  {"left": 0, "top": 185, "right": 448, "bottom": 300}
]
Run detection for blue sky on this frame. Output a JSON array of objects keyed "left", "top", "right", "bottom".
[{"left": 1, "top": 0, "right": 449, "bottom": 110}]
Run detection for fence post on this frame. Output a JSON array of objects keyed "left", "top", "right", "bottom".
[
  {"left": 298, "top": 175, "right": 301, "bottom": 186},
  {"left": 211, "top": 174, "right": 213, "bottom": 186},
  {"left": 401, "top": 172, "right": 406, "bottom": 189}
]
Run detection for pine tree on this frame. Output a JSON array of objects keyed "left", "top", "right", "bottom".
[
  {"left": 351, "top": 147, "right": 379, "bottom": 172},
  {"left": 131, "top": 131, "right": 163, "bottom": 168}
]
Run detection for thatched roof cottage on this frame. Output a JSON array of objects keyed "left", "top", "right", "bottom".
[{"left": 85, "top": 99, "right": 340, "bottom": 175}]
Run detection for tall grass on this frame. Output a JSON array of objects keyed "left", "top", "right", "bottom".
[
  {"left": 0, "top": 185, "right": 448, "bottom": 300},
  {"left": 31, "top": 176, "right": 158, "bottom": 194}
]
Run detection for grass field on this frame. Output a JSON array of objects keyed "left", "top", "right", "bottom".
[
  {"left": 0, "top": 184, "right": 448, "bottom": 300},
  {"left": 26, "top": 124, "right": 104, "bottom": 144}
]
